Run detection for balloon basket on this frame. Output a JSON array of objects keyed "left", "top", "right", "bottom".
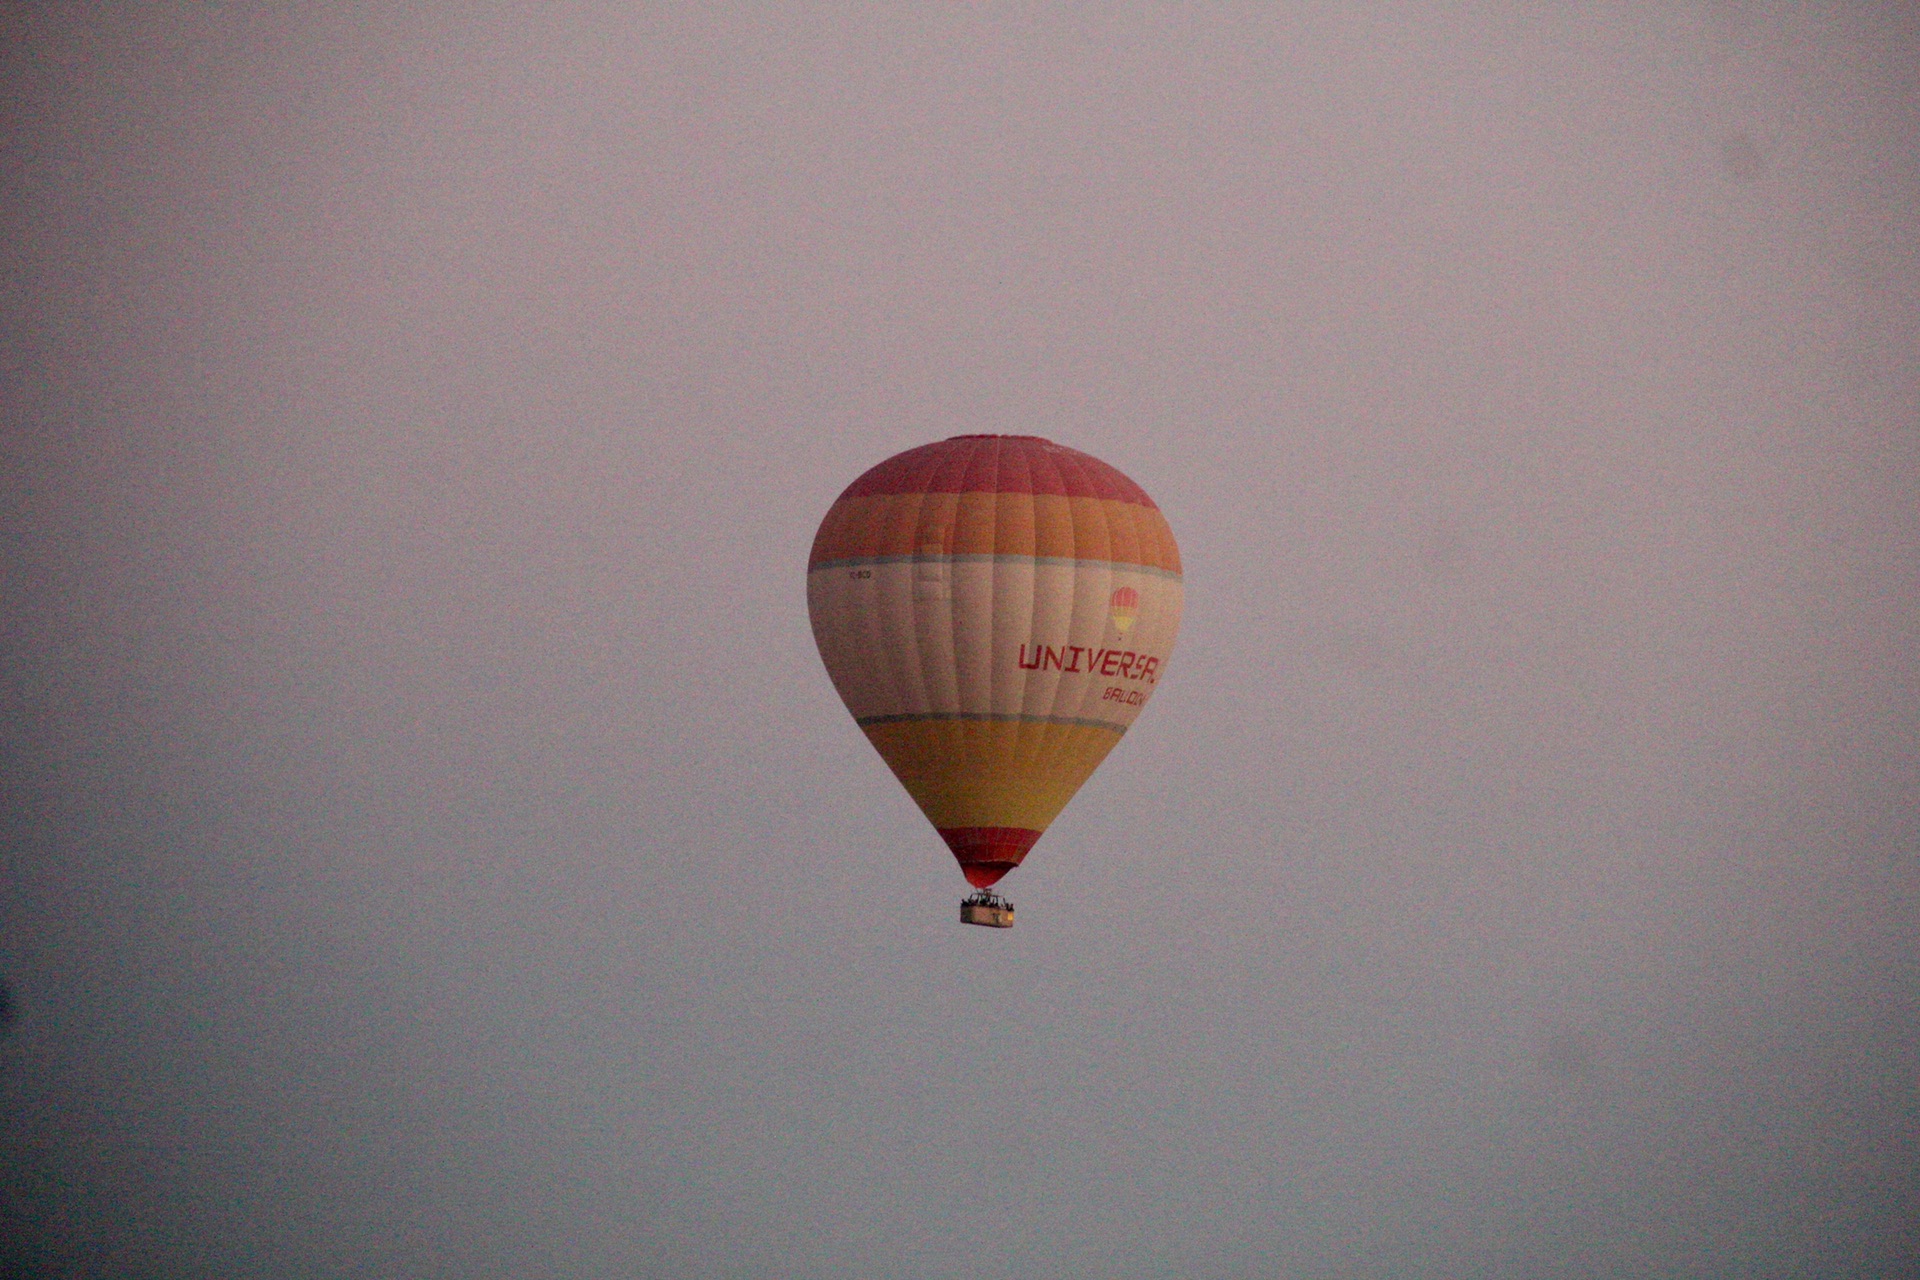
[{"left": 961, "top": 889, "right": 1014, "bottom": 929}]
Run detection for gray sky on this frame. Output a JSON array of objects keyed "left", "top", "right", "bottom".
[{"left": 3, "top": 4, "right": 1917, "bottom": 1277}]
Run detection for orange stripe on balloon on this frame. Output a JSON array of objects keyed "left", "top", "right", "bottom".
[{"left": 810, "top": 493, "right": 1182, "bottom": 573}]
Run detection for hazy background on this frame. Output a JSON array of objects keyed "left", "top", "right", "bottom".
[{"left": 3, "top": 3, "right": 1916, "bottom": 1277}]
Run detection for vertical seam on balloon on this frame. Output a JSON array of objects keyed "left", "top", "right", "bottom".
[
  {"left": 1005, "top": 441, "right": 1042, "bottom": 783},
  {"left": 1020, "top": 444, "right": 1055, "bottom": 728},
  {"left": 982, "top": 436, "right": 1002, "bottom": 735},
  {"left": 866, "top": 492, "right": 899, "bottom": 716},
  {"left": 902, "top": 486, "right": 935, "bottom": 715},
  {"left": 1037, "top": 445, "right": 1087, "bottom": 806},
  {"left": 925, "top": 440, "right": 970, "bottom": 714},
  {"left": 1069, "top": 451, "right": 1121, "bottom": 732},
  {"left": 937, "top": 439, "right": 969, "bottom": 717},
  {"left": 870, "top": 492, "right": 912, "bottom": 721},
  {"left": 990, "top": 437, "right": 1006, "bottom": 736},
  {"left": 1021, "top": 443, "right": 1067, "bottom": 790}
]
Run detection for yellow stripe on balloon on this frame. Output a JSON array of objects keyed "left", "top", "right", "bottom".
[{"left": 860, "top": 717, "right": 1125, "bottom": 831}]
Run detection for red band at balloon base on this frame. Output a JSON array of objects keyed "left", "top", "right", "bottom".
[{"left": 938, "top": 827, "right": 1042, "bottom": 888}]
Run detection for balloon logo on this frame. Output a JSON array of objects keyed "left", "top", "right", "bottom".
[{"left": 807, "top": 435, "right": 1183, "bottom": 904}]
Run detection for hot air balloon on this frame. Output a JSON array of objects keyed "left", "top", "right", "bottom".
[{"left": 806, "top": 435, "right": 1183, "bottom": 927}]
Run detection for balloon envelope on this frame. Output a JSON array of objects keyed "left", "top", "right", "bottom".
[{"left": 807, "top": 435, "right": 1183, "bottom": 887}]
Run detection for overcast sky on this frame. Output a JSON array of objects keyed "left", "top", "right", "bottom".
[{"left": 3, "top": 4, "right": 1917, "bottom": 1277}]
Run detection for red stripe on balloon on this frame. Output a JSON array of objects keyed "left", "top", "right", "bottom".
[
  {"left": 938, "top": 826, "right": 1044, "bottom": 887},
  {"left": 838, "top": 436, "right": 1158, "bottom": 507}
]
